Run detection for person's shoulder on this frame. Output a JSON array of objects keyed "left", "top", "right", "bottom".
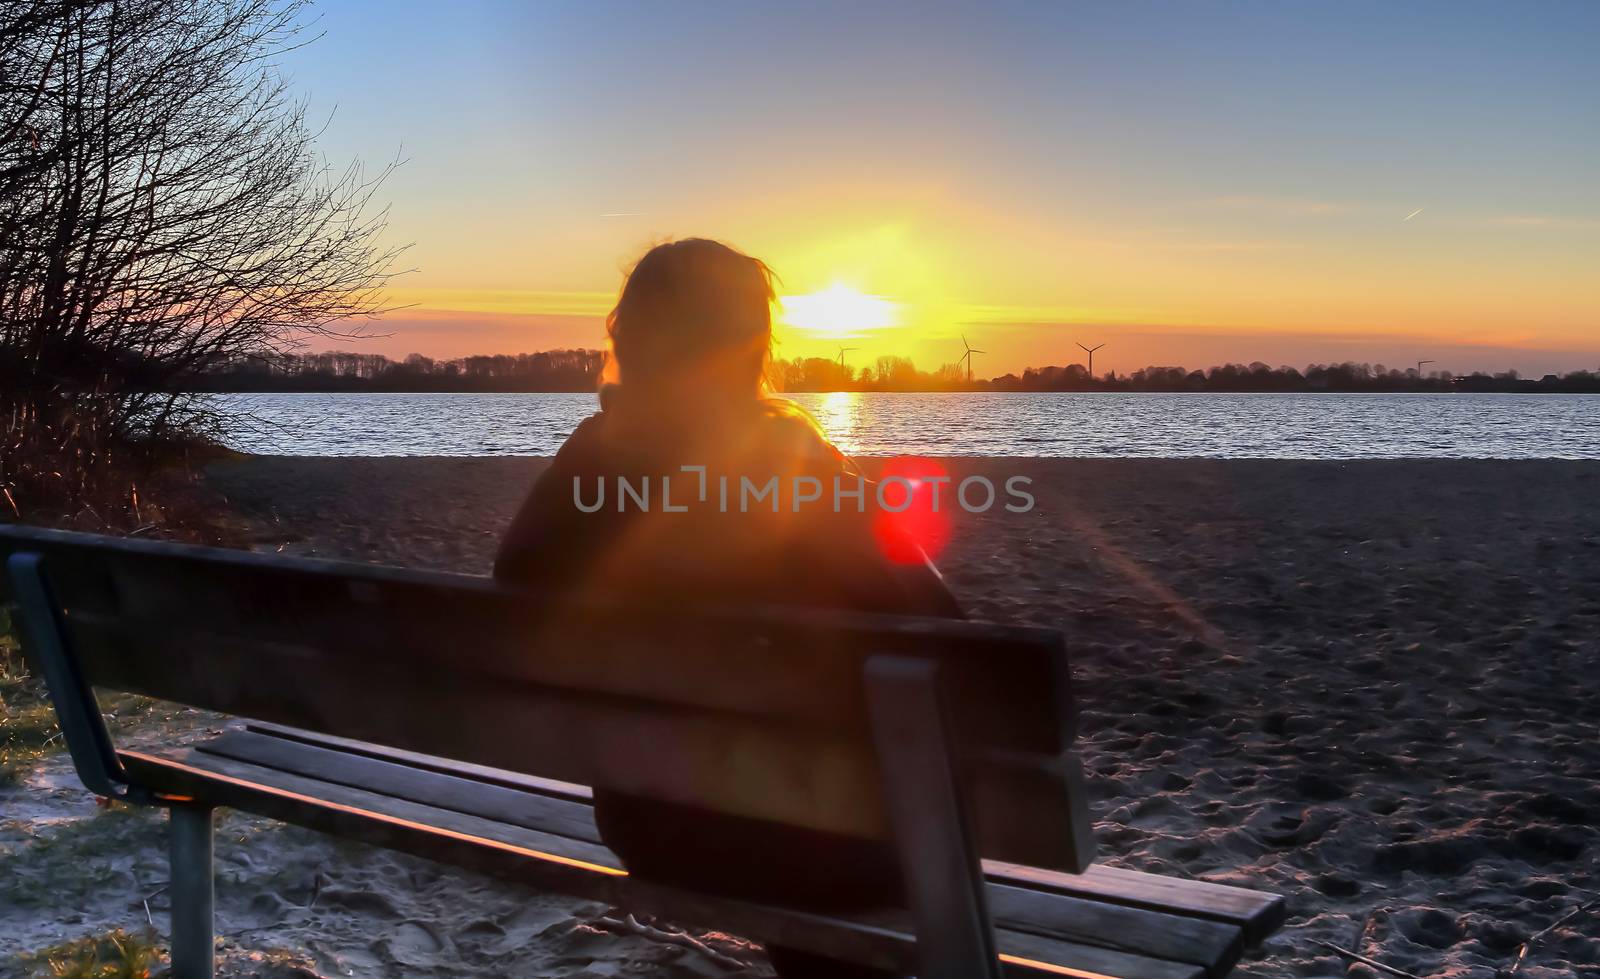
[
  {"left": 568, "top": 410, "right": 608, "bottom": 440},
  {"left": 756, "top": 398, "right": 845, "bottom": 466},
  {"left": 547, "top": 410, "right": 612, "bottom": 468}
]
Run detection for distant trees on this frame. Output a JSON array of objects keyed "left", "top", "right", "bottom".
[
  {"left": 755, "top": 354, "right": 975, "bottom": 393},
  {"left": 772, "top": 356, "right": 854, "bottom": 393},
  {"left": 195, "top": 349, "right": 607, "bottom": 392},
  {"left": 1, "top": 0, "right": 399, "bottom": 512},
  {"left": 185, "top": 351, "right": 1600, "bottom": 394},
  {"left": 982, "top": 361, "right": 1600, "bottom": 394}
]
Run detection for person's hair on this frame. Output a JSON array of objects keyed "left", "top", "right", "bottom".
[{"left": 603, "top": 238, "right": 776, "bottom": 401}]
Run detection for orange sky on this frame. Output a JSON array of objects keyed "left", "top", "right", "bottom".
[{"left": 297, "top": 3, "right": 1598, "bottom": 378}]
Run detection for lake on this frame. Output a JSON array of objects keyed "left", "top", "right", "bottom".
[{"left": 215, "top": 391, "right": 1600, "bottom": 459}]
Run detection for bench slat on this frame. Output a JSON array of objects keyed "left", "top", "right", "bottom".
[
  {"left": 200, "top": 729, "right": 605, "bottom": 844},
  {"left": 248, "top": 721, "right": 594, "bottom": 801},
  {"left": 122, "top": 748, "right": 624, "bottom": 871},
  {"left": 987, "top": 884, "right": 1241, "bottom": 975},
  {"left": 119, "top": 747, "right": 1204, "bottom": 979},
  {"left": 986, "top": 862, "right": 1286, "bottom": 948},
  {"left": 69, "top": 613, "right": 1091, "bottom": 871},
  {"left": 250, "top": 722, "right": 1280, "bottom": 948},
  {"left": 192, "top": 729, "right": 1241, "bottom": 975},
  {"left": 998, "top": 932, "right": 1202, "bottom": 979},
  {"left": 12, "top": 526, "right": 1072, "bottom": 752}
]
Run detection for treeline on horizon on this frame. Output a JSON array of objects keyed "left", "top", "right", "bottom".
[
  {"left": 190, "top": 350, "right": 1600, "bottom": 394},
  {"left": 188, "top": 350, "right": 611, "bottom": 393}
]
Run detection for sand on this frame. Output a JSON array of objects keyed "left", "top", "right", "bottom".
[{"left": 5, "top": 456, "right": 1600, "bottom": 977}]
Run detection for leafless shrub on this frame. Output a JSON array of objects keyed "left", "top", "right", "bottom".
[{"left": 1, "top": 0, "right": 402, "bottom": 518}]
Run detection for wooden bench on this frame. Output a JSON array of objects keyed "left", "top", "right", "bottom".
[{"left": 0, "top": 525, "right": 1284, "bottom": 979}]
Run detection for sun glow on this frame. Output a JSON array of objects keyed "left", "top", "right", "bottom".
[
  {"left": 810, "top": 390, "right": 862, "bottom": 453},
  {"left": 778, "top": 283, "right": 900, "bottom": 338}
]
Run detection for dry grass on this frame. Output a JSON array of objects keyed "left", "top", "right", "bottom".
[
  {"left": 0, "top": 610, "right": 174, "bottom": 787},
  {"left": 0, "top": 614, "right": 56, "bottom": 786},
  {"left": 14, "top": 928, "right": 161, "bottom": 979},
  {"left": 2, "top": 446, "right": 253, "bottom": 545}
]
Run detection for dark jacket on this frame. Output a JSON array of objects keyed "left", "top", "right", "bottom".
[
  {"left": 495, "top": 395, "right": 960, "bottom": 617},
  {"left": 493, "top": 393, "right": 959, "bottom": 910}
]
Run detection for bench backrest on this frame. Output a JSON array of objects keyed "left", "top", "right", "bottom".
[{"left": 0, "top": 526, "right": 1094, "bottom": 872}]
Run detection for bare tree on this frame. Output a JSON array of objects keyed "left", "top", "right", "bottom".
[{"left": 0, "top": 0, "right": 402, "bottom": 514}]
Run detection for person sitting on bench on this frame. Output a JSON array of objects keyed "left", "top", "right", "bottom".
[{"left": 495, "top": 237, "right": 959, "bottom": 979}]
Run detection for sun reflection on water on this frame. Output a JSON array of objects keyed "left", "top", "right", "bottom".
[{"left": 808, "top": 390, "right": 864, "bottom": 454}]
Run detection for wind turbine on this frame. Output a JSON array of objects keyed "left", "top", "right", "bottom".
[
  {"left": 1077, "top": 342, "right": 1106, "bottom": 378},
  {"left": 960, "top": 336, "right": 985, "bottom": 383},
  {"left": 836, "top": 346, "right": 858, "bottom": 368}
]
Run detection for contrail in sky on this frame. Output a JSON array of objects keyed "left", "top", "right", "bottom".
[
  {"left": 601, "top": 212, "right": 646, "bottom": 218},
  {"left": 1403, "top": 207, "right": 1424, "bottom": 221}
]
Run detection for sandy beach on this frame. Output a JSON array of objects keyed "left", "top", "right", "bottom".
[{"left": 5, "top": 456, "right": 1600, "bottom": 977}]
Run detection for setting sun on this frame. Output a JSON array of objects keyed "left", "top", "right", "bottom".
[{"left": 778, "top": 283, "right": 900, "bottom": 339}]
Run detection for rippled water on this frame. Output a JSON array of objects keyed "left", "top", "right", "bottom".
[{"left": 215, "top": 392, "right": 1600, "bottom": 459}]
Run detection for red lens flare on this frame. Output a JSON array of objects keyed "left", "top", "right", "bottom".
[{"left": 872, "top": 457, "right": 953, "bottom": 564}]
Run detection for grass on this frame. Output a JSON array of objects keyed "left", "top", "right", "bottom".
[
  {"left": 0, "top": 610, "right": 58, "bottom": 786},
  {"left": 13, "top": 929, "right": 161, "bottom": 979},
  {"left": 0, "top": 607, "right": 175, "bottom": 787}
]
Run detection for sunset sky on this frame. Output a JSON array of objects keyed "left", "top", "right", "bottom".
[{"left": 288, "top": 1, "right": 1598, "bottom": 377}]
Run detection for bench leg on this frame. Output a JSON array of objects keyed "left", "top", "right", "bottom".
[
  {"left": 168, "top": 804, "right": 215, "bottom": 979},
  {"left": 865, "top": 655, "right": 1003, "bottom": 979}
]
